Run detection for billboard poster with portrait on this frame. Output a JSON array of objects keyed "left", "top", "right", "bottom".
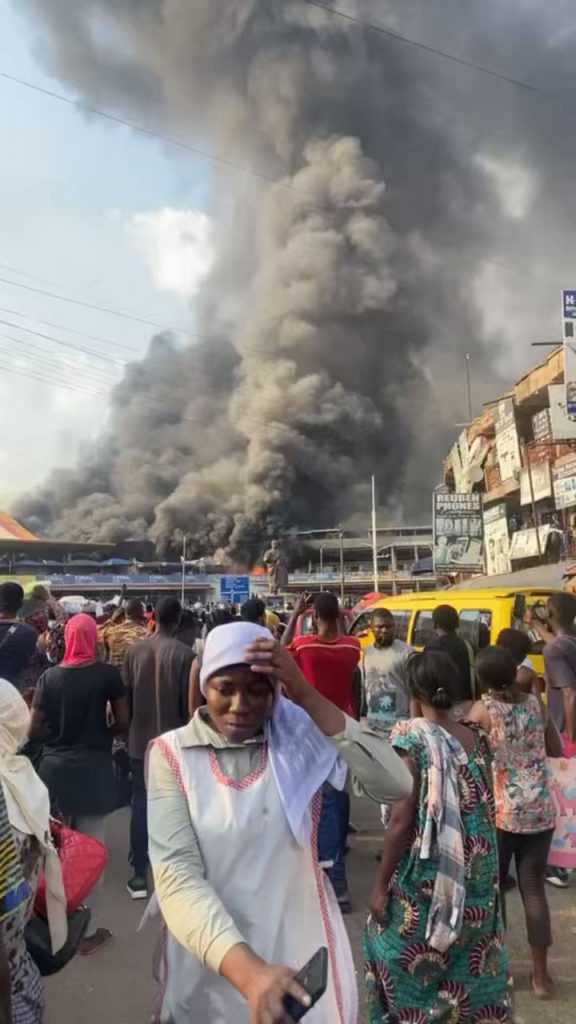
[
  {"left": 494, "top": 399, "right": 522, "bottom": 482},
  {"left": 433, "top": 492, "right": 483, "bottom": 571},
  {"left": 483, "top": 503, "right": 511, "bottom": 576}
]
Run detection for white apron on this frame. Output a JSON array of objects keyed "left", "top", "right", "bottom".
[{"left": 155, "top": 732, "right": 357, "bottom": 1023}]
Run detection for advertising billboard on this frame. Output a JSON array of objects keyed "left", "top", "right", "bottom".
[
  {"left": 483, "top": 504, "right": 511, "bottom": 576},
  {"left": 520, "top": 460, "right": 552, "bottom": 506},
  {"left": 433, "top": 492, "right": 483, "bottom": 571},
  {"left": 509, "top": 525, "right": 551, "bottom": 561},
  {"left": 548, "top": 384, "right": 576, "bottom": 441},
  {"left": 494, "top": 399, "right": 521, "bottom": 482},
  {"left": 562, "top": 290, "right": 576, "bottom": 420},
  {"left": 553, "top": 455, "right": 576, "bottom": 511}
]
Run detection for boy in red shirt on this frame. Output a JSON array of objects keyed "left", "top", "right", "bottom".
[
  {"left": 288, "top": 594, "right": 361, "bottom": 716},
  {"left": 287, "top": 592, "right": 361, "bottom": 910}
]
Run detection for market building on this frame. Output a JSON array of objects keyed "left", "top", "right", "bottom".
[{"left": 439, "top": 346, "right": 576, "bottom": 576}]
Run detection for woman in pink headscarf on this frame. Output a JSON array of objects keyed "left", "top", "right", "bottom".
[{"left": 29, "top": 613, "right": 129, "bottom": 955}]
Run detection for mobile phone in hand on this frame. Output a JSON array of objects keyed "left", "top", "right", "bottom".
[
  {"left": 283, "top": 947, "right": 328, "bottom": 1021},
  {"left": 532, "top": 602, "right": 548, "bottom": 624}
]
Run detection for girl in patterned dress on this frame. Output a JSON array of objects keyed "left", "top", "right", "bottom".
[
  {"left": 365, "top": 651, "right": 512, "bottom": 1024},
  {"left": 470, "top": 645, "right": 562, "bottom": 1001}
]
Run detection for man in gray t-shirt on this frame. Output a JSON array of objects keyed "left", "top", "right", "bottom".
[
  {"left": 542, "top": 592, "right": 576, "bottom": 738},
  {"left": 362, "top": 610, "right": 413, "bottom": 733}
]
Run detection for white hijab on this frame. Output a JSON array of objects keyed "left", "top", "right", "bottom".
[
  {"left": 0, "top": 680, "right": 67, "bottom": 952},
  {"left": 200, "top": 622, "right": 346, "bottom": 844}
]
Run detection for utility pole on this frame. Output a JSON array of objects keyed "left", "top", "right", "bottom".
[
  {"left": 338, "top": 526, "right": 345, "bottom": 605},
  {"left": 521, "top": 441, "right": 543, "bottom": 560},
  {"left": 371, "top": 475, "right": 379, "bottom": 592},
  {"left": 391, "top": 544, "right": 398, "bottom": 596},
  {"left": 180, "top": 535, "right": 187, "bottom": 606},
  {"left": 465, "top": 353, "right": 473, "bottom": 421}
]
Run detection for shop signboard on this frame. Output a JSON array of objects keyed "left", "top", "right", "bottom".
[
  {"left": 553, "top": 455, "right": 576, "bottom": 510},
  {"left": 46, "top": 572, "right": 205, "bottom": 586},
  {"left": 520, "top": 460, "right": 552, "bottom": 506},
  {"left": 548, "top": 384, "right": 576, "bottom": 441},
  {"left": 483, "top": 503, "right": 511, "bottom": 576},
  {"left": 220, "top": 574, "right": 250, "bottom": 605},
  {"left": 562, "top": 290, "right": 576, "bottom": 419},
  {"left": 509, "top": 525, "right": 551, "bottom": 561},
  {"left": 433, "top": 492, "right": 483, "bottom": 571},
  {"left": 532, "top": 408, "right": 552, "bottom": 445},
  {"left": 494, "top": 399, "right": 521, "bottom": 482}
]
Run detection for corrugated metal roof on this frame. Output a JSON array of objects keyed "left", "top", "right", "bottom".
[{"left": 0, "top": 512, "right": 38, "bottom": 541}]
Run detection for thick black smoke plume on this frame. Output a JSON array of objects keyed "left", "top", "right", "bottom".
[{"left": 14, "top": 1, "right": 573, "bottom": 558}]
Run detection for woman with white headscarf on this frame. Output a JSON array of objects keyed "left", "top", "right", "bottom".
[
  {"left": 147, "top": 621, "right": 413, "bottom": 1023},
  {"left": 0, "top": 678, "right": 66, "bottom": 1023}
]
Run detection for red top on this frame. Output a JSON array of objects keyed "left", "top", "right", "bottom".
[{"left": 289, "top": 634, "right": 361, "bottom": 715}]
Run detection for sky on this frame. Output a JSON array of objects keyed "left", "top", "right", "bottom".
[{"left": 0, "top": 0, "right": 212, "bottom": 506}]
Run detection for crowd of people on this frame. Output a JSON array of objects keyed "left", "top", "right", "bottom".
[{"left": 0, "top": 578, "right": 573, "bottom": 1021}]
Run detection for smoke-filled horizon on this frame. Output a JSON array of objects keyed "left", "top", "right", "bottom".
[{"left": 13, "top": 1, "right": 576, "bottom": 559}]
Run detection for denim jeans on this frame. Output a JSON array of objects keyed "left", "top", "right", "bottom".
[
  {"left": 129, "top": 758, "right": 148, "bottom": 877},
  {"left": 317, "top": 782, "right": 349, "bottom": 897}
]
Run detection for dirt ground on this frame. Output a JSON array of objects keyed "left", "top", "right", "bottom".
[{"left": 45, "top": 804, "right": 576, "bottom": 1023}]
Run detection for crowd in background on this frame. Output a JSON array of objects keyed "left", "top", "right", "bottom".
[{"left": 0, "top": 578, "right": 573, "bottom": 1021}]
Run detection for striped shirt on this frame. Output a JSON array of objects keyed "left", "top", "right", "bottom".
[{"left": 0, "top": 785, "right": 28, "bottom": 922}]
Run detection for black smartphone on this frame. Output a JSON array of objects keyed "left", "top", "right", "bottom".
[
  {"left": 283, "top": 946, "right": 328, "bottom": 1021},
  {"left": 531, "top": 602, "right": 548, "bottom": 624}
]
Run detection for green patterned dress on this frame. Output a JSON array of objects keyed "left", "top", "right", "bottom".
[{"left": 364, "top": 722, "right": 513, "bottom": 1024}]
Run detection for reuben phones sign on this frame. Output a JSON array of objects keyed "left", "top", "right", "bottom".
[{"left": 433, "top": 493, "right": 483, "bottom": 571}]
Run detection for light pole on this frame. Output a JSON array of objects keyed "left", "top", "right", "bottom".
[
  {"left": 520, "top": 442, "right": 543, "bottom": 560},
  {"left": 465, "top": 353, "right": 473, "bottom": 421},
  {"left": 180, "top": 535, "right": 187, "bottom": 607},
  {"left": 371, "top": 474, "right": 379, "bottom": 592},
  {"left": 338, "top": 526, "right": 345, "bottom": 604}
]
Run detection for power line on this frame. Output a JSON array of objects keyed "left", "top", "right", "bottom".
[
  {"left": 303, "top": 1, "right": 548, "bottom": 96},
  {"left": 40, "top": 318, "right": 142, "bottom": 354},
  {"left": 0, "top": 69, "right": 291, "bottom": 189},
  {"left": 0, "top": 262, "right": 192, "bottom": 340},
  {"left": 0, "top": 335, "right": 116, "bottom": 391},
  {"left": 0, "top": 355, "right": 110, "bottom": 398},
  {"left": 0, "top": 315, "right": 126, "bottom": 367},
  {"left": 0, "top": 304, "right": 148, "bottom": 356},
  {"left": 0, "top": 273, "right": 191, "bottom": 333}
]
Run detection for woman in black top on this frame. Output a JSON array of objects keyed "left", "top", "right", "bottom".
[{"left": 29, "top": 613, "right": 128, "bottom": 954}]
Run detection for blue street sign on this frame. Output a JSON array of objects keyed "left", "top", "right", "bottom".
[
  {"left": 220, "top": 574, "right": 250, "bottom": 605},
  {"left": 563, "top": 290, "right": 576, "bottom": 319}
]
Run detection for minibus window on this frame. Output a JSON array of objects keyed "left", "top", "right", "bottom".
[
  {"left": 350, "top": 612, "right": 371, "bottom": 637},
  {"left": 413, "top": 610, "right": 435, "bottom": 647},
  {"left": 392, "top": 611, "right": 411, "bottom": 643},
  {"left": 459, "top": 610, "right": 492, "bottom": 652}
]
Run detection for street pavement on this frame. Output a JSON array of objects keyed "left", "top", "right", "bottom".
[{"left": 45, "top": 804, "right": 576, "bottom": 1023}]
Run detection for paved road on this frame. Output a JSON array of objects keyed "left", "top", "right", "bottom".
[{"left": 45, "top": 804, "right": 575, "bottom": 1023}]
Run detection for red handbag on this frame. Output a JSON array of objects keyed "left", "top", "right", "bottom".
[{"left": 34, "top": 820, "right": 109, "bottom": 917}]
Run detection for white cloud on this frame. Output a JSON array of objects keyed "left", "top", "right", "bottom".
[
  {"left": 125, "top": 207, "right": 215, "bottom": 297},
  {"left": 475, "top": 153, "right": 537, "bottom": 221}
]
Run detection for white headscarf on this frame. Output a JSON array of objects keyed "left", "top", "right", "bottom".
[
  {"left": 0, "top": 680, "right": 67, "bottom": 952},
  {"left": 199, "top": 622, "right": 346, "bottom": 844}
]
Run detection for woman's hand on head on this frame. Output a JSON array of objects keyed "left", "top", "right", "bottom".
[
  {"left": 245, "top": 963, "right": 310, "bottom": 1024},
  {"left": 245, "top": 639, "right": 307, "bottom": 698}
]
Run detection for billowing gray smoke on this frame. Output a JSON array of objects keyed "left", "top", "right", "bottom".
[{"left": 14, "top": 0, "right": 570, "bottom": 558}]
